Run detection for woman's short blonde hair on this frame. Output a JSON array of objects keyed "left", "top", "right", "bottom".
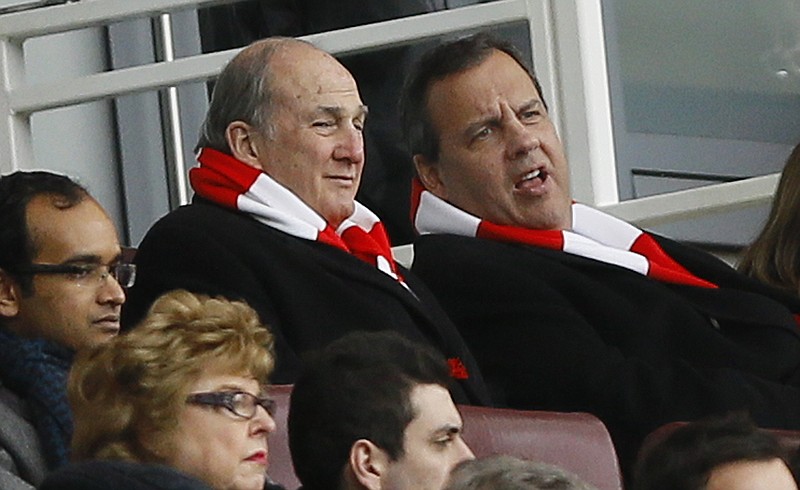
[{"left": 69, "top": 289, "right": 274, "bottom": 462}]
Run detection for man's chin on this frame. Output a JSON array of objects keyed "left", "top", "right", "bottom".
[
  {"left": 324, "top": 203, "right": 357, "bottom": 227},
  {"left": 90, "top": 327, "right": 120, "bottom": 345}
]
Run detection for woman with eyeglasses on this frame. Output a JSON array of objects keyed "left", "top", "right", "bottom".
[{"left": 51, "top": 289, "right": 282, "bottom": 490}]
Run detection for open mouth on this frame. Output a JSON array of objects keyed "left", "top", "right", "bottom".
[{"left": 515, "top": 169, "right": 547, "bottom": 190}]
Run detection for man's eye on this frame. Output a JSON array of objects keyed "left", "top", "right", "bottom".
[
  {"left": 473, "top": 127, "right": 492, "bottom": 140},
  {"left": 70, "top": 265, "right": 96, "bottom": 279},
  {"left": 520, "top": 110, "right": 541, "bottom": 121},
  {"left": 434, "top": 435, "right": 455, "bottom": 447},
  {"left": 313, "top": 120, "right": 335, "bottom": 128}
]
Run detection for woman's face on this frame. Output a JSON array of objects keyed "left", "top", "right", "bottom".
[{"left": 163, "top": 372, "right": 276, "bottom": 490}]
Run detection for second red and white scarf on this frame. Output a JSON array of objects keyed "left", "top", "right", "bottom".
[{"left": 411, "top": 178, "right": 716, "bottom": 289}]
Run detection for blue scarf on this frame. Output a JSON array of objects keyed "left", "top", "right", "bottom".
[{"left": 0, "top": 328, "right": 74, "bottom": 469}]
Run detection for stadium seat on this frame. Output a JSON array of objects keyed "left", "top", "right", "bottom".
[
  {"left": 266, "top": 384, "right": 298, "bottom": 489},
  {"left": 459, "top": 404, "right": 623, "bottom": 490}
]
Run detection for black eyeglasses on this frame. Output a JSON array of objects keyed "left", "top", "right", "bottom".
[
  {"left": 11, "top": 262, "right": 136, "bottom": 288},
  {"left": 186, "top": 391, "right": 276, "bottom": 419}
]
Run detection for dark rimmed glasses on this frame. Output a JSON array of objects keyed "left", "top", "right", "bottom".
[
  {"left": 11, "top": 262, "right": 136, "bottom": 288},
  {"left": 186, "top": 391, "right": 276, "bottom": 419}
]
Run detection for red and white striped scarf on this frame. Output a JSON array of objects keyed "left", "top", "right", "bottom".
[
  {"left": 190, "top": 148, "right": 403, "bottom": 282},
  {"left": 411, "top": 178, "right": 716, "bottom": 289}
]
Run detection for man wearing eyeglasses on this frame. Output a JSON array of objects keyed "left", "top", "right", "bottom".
[{"left": 0, "top": 170, "right": 131, "bottom": 489}]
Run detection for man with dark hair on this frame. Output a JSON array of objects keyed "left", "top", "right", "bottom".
[
  {"left": 289, "top": 331, "right": 474, "bottom": 490},
  {"left": 633, "top": 414, "right": 797, "bottom": 490},
  {"left": 123, "top": 37, "right": 490, "bottom": 406},
  {"left": 0, "top": 170, "right": 132, "bottom": 489},
  {"left": 400, "top": 31, "right": 800, "bottom": 467}
]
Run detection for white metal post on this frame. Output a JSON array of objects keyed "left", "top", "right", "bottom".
[
  {"left": 548, "top": 0, "right": 618, "bottom": 207},
  {"left": 0, "top": 38, "right": 32, "bottom": 173}
]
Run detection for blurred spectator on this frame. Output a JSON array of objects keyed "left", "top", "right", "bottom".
[
  {"left": 633, "top": 413, "right": 797, "bottom": 490},
  {"left": 445, "top": 455, "right": 598, "bottom": 490},
  {"left": 739, "top": 141, "right": 800, "bottom": 298},
  {"left": 0, "top": 170, "right": 129, "bottom": 488},
  {"left": 68, "top": 289, "right": 284, "bottom": 490}
]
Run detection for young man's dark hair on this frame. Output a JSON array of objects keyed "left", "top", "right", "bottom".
[
  {"left": 289, "top": 330, "right": 471, "bottom": 490},
  {"left": 633, "top": 413, "right": 796, "bottom": 490},
  {"left": 399, "top": 31, "right": 545, "bottom": 163},
  {"left": 0, "top": 171, "right": 88, "bottom": 294}
]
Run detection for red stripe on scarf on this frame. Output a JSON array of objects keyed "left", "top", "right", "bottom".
[
  {"left": 191, "top": 148, "right": 262, "bottom": 208},
  {"left": 477, "top": 220, "right": 565, "bottom": 249},
  {"left": 410, "top": 178, "right": 425, "bottom": 225},
  {"left": 630, "top": 234, "right": 717, "bottom": 289}
]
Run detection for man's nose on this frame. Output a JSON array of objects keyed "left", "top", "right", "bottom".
[
  {"left": 98, "top": 271, "right": 126, "bottom": 306},
  {"left": 333, "top": 126, "right": 364, "bottom": 164},
  {"left": 504, "top": 118, "right": 539, "bottom": 161},
  {"left": 457, "top": 436, "right": 475, "bottom": 462}
]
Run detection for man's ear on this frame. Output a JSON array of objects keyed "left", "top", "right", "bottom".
[
  {"left": 225, "top": 121, "right": 265, "bottom": 170},
  {"left": 0, "top": 269, "right": 21, "bottom": 319},
  {"left": 413, "top": 154, "right": 447, "bottom": 199},
  {"left": 348, "top": 439, "right": 390, "bottom": 490}
]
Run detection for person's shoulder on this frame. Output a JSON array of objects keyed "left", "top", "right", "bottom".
[
  {"left": 40, "top": 460, "right": 213, "bottom": 490},
  {"left": 151, "top": 199, "right": 240, "bottom": 227},
  {"left": 0, "top": 379, "right": 25, "bottom": 416},
  {"left": 0, "top": 466, "right": 36, "bottom": 490},
  {"left": 0, "top": 383, "right": 46, "bottom": 489},
  {"left": 139, "top": 199, "right": 261, "bottom": 249}
]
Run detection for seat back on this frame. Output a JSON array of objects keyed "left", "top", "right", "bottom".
[
  {"left": 459, "top": 405, "right": 623, "bottom": 490},
  {"left": 267, "top": 385, "right": 298, "bottom": 489}
]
